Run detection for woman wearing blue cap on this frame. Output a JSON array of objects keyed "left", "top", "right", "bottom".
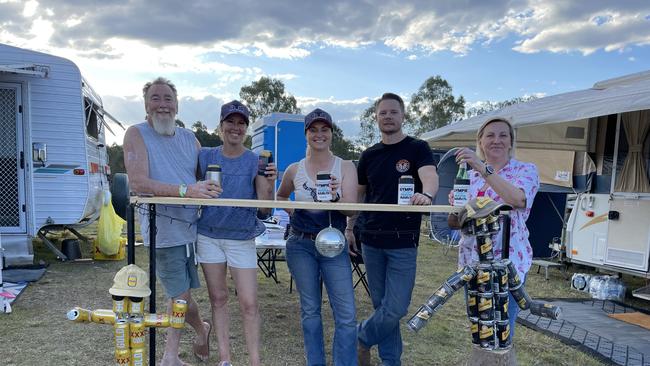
[
  {"left": 195, "top": 100, "right": 277, "bottom": 366},
  {"left": 277, "top": 108, "right": 359, "bottom": 366}
]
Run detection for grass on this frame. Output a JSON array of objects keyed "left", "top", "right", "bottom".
[{"left": 1, "top": 226, "right": 647, "bottom": 365}]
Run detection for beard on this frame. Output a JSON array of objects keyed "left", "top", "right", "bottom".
[{"left": 151, "top": 113, "right": 176, "bottom": 136}]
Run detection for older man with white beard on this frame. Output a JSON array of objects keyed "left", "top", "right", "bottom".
[{"left": 123, "top": 77, "right": 221, "bottom": 366}]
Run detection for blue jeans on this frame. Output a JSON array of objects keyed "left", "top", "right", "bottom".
[
  {"left": 285, "top": 236, "right": 357, "bottom": 366},
  {"left": 358, "top": 244, "right": 417, "bottom": 366}
]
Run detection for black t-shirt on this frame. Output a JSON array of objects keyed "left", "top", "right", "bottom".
[{"left": 357, "top": 136, "right": 435, "bottom": 249}]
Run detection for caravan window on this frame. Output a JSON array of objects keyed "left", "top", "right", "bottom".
[{"left": 84, "top": 97, "right": 100, "bottom": 140}]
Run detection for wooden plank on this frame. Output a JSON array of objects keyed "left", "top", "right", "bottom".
[{"left": 129, "top": 197, "right": 462, "bottom": 213}]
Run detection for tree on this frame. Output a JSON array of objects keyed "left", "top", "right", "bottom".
[
  {"left": 192, "top": 121, "right": 222, "bottom": 147},
  {"left": 465, "top": 95, "right": 538, "bottom": 119},
  {"left": 175, "top": 119, "right": 185, "bottom": 128},
  {"left": 107, "top": 143, "right": 125, "bottom": 177},
  {"left": 239, "top": 77, "right": 301, "bottom": 122},
  {"left": 355, "top": 104, "right": 380, "bottom": 148},
  {"left": 331, "top": 124, "right": 360, "bottom": 160},
  {"left": 407, "top": 75, "right": 465, "bottom": 137}
]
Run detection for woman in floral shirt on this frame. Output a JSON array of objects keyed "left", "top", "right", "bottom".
[{"left": 450, "top": 117, "right": 539, "bottom": 339}]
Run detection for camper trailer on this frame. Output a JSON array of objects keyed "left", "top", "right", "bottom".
[
  {"left": 0, "top": 43, "right": 117, "bottom": 266},
  {"left": 422, "top": 70, "right": 650, "bottom": 296}
]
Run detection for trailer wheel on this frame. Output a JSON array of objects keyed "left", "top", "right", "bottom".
[{"left": 111, "top": 173, "right": 129, "bottom": 221}]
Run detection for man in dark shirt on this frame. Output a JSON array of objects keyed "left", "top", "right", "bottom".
[{"left": 346, "top": 93, "right": 439, "bottom": 366}]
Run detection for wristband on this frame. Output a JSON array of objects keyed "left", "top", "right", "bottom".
[
  {"left": 179, "top": 184, "right": 188, "bottom": 198},
  {"left": 330, "top": 192, "right": 341, "bottom": 202},
  {"left": 422, "top": 192, "right": 434, "bottom": 201}
]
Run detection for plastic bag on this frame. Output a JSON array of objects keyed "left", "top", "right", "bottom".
[
  {"left": 97, "top": 193, "right": 126, "bottom": 255},
  {"left": 588, "top": 275, "right": 626, "bottom": 301}
]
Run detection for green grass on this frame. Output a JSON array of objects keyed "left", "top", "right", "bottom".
[{"left": 0, "top": 227, "right": 646, "bottom": 365}]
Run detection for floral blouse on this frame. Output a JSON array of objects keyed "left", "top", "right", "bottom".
[{"left": 457, "top": 158, "right": 539, "bottom": 278}]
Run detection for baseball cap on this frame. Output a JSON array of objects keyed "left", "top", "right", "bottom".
[
  {"left": 458, "top": 197, "right": 512, "bottom": 227},
  {"left": 108, "top": 264, "right": 151, "bottom": 297},
  {"left": 304, "top": 108, "right": 333, "bottom": 131},
  {"left": 220, "top": 100, "right": 250, "bottom": 125}
]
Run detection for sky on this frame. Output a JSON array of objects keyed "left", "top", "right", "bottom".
[{"left": 1, "top": 0, "right": 650, "bottom": 146}]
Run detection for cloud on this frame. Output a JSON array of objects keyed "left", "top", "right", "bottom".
[{"left": 2, "top": 1, "right": 648, "bottom": 60}]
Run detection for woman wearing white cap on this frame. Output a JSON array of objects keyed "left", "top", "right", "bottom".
[{"left": 277, "top": 108, "right": 359, "bottom": 366}]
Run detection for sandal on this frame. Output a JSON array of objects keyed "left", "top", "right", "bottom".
[{"left": 192, "top": 320, "right": 211, "bottom": 362}]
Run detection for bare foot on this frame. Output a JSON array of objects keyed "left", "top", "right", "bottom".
[
  {"left": 192, "top": 321, "right": 211, "bottom": 361},
  {"left": 159, "top": 354, "right": 191, "bottom": 366}
]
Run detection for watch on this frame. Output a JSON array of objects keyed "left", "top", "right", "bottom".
[{"left": 483, "top": 164, "right": 494, "bottom": 178}]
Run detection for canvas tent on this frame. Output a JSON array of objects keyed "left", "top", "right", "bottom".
[{"left": 422, "top": 70, "right": 650, "bottom": 193}]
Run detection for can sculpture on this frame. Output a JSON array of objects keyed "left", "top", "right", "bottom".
[
  {"left": 407, "top": 197, "right": 561, "bottom": 351},
  {"left": 66, "top": 264, "right": 187, "bottom": 365}
]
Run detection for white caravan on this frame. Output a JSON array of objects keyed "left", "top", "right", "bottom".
[
  {"left": 0, "top": 43, "right": 121, "bottom": 266},
  {"left": 422, "top": 70, "right": 650, "bottom": 296}
]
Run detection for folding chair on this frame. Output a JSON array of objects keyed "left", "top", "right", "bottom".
[{"left": 350, "top": 250, "right": 370, "bottom": 297}]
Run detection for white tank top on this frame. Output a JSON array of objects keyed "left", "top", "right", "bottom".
[{"left": 293, "top": 156, "right": 343, "bottom": 202}]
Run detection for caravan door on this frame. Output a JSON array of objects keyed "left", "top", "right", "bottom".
[
  {"left": 0, "top": 83, "right": 26, "bottom": 233},
  {"left": 604, "top": 196, "right": 650, "bottom": 272}
]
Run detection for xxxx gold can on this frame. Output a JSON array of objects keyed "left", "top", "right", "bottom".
[
  {"left": 66, "top": 307, "right": 92, "bottom": 323},
  {"left": 91, "top": 309, "right": 117, "bottom": 325},
  {"left": 143, "top": 313, "right": 170, "bottom": 328},
  {"left": 170, "top": 299, "right": 188, "bottom": 329},
  {"left": 129, "top": 317, "right": 146, "bottom": 349},
  {"left": 114, "top": 319, "right": 130, "bottom": 350},
  {"left": 115, "top": 348, "right": 130, "bottom": 366},
  {"left": 128, "top": 297, "right": 144, "bottom": 315},
  {"left": 130, "top": 347, "right": 146, "bottom": 366},
  {"left": 112, "top": 296, "right": 129, "bottom": 317}
]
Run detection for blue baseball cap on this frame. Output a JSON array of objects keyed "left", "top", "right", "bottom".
[
  {"left": 220, "top": 100, "right": 250, "bottom": 125},
  {"left": 304, "top": 108, "right": 333, "bottom": 131}
]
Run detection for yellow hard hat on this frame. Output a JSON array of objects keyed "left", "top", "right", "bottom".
[{"left": 108, "top": 264, "right": 151, "bottom": 297}]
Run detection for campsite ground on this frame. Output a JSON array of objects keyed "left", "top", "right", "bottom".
[{"left": 1, "top": 226, "right": 648, "bottom": 366}]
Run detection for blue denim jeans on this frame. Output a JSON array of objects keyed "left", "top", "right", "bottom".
[
  {"left": 285, "top": 236, "right": 357, "bottom": 366},
  {"left": 358, "top": 244, "right": 417, "bottom": 366}
]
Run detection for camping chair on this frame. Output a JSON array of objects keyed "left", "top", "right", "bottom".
[{"left": 350, "top": 249, "right": 370, "bottom": 297}]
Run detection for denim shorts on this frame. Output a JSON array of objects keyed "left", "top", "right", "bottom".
[
  {"left": 196, "top": 234, "right": 257, "bottom": 269},
  {"left": 155, "top": 243, "right": 201, "bottom": 298}
]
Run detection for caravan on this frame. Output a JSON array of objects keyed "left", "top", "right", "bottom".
[
  {"left": 422, "top": 70, "right": 650, "bottom": 296},
  {"left": 0, "top": 43, "right": 122, "bottom": 266}
]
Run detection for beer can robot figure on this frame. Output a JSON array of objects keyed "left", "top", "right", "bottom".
[
  {"left": 407, "top": 197, "right": 562, "bottom": 352},
  {"left": 66, "top": 264, "right": 188, "bottom": 365}
]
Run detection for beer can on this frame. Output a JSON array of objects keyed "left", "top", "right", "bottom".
[
  {"left": 258, "top": 150, "right": 273, "bottom": 176},
  {"left": 529, "top": 301, "right": 562, "bottom": 320},
  {"left": 316, "top": 171, "right": 332, "bottom": 202},
  {"left": 478, "top": 320, "right": 495, "bottom": 349},
  {"left": 492, "top": 262, "right": 508, "bottom": 292},
  {"left": 446, "top": 265, "right": 476, "bottom": 292},
  {"left": 475, "top": 264, "right": 492, "bottom": 293},
  {"left": 128, "top": 297, "right": 144, "bottom": 315},
  {"left": 503, "top": 259, "right": 522, "bottom": 288},
  {"left": 494, "top": 291, "right": 509, "bottom": 321},
  {"left": 170, "top": 299, "right": 188, "bottom": 329},
  {"left": 476, "top": 235, "right": 494, "bottom": 262},
  {"left": 114, "top": 319, "right": 130, "bottom": 350},
  {"left": 397, "top": 175, "right": 414, "bottom": 205},
  {"left": 91, "top": 309, "right": 117, "bottom": 325},
  {"left": 129, "top": 317, "right": 146, "bottom": 349},
  {"left": 475, "top": 217, "right": 489, "bottom": 235},
  {"left": 496, "top": 320, "right": 511, "bottom": 348},
  {"left": 143, "top": 313, "right": 170, "bottom": 328},
  {"left": 470, "top": 317, "right": 480, "bottom": 345},
  {"left": 466, "top": 290, "right": 479, "bottom": 318},
  {"left": 486, "top": 214, "right": 500, "bottom": 234},
  {"left": 112, "top": 295, "right": 129, "bottom": 316},
  {"left": 67, "top": 307, "right": 92, "bottom": 323},
  {"left": 115, "top": 348, "right": 130, "bottom": 366},
  {"left": 130, "top": 347, "right": 146, "bottom": 366},
  {"left": 477, "top": 292, "right": 494, "bottom": 321},
  {"left": 206, "top": 164, "right": 222, "bottom": 186},
  {"left": 406, "top": 304, "right": 434, "bottom": 332},
  {"left": 509, "top": 283, "right": 532, "bottom": 310}
]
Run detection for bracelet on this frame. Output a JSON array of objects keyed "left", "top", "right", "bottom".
[
  {"left": 179, "top": 184, "right": 188, "bottom": 198},
  {"left": 330, "top": 192, "right": 341, "bottom": 202},
  {"left": 345, "top": 228, "right": 354, "bottom": 232},
  {"left": 422, "top": 192, "right": 434, "bottom": 201}
]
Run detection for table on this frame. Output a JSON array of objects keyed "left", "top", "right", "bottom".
[{"left": 255, "top": 236, "right": 286, "bottom": 284}]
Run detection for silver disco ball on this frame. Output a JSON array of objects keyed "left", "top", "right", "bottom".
[{"left": 315, "top": 227, "right": 346, "bottom": 258}]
